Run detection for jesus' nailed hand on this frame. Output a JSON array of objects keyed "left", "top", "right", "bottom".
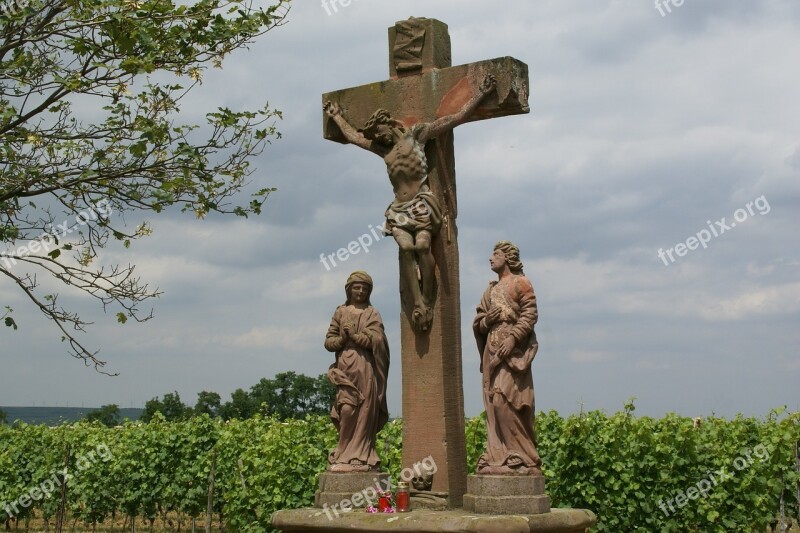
[{"left": 323, "top": 74, "right": 497, "bottom": 333}]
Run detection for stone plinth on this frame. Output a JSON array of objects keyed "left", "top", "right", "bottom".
[
  {"left": 315, "top": 472, "right": 390, "bottom": 509},
  {"left": 463, "top": 475, "right": 551, "bottom": 515},
  {"left": 411, "top": 491, "right": 450, "bottom": 510},
  {"left": 271, "top": 507, "right": 596, "bottom": 533}
]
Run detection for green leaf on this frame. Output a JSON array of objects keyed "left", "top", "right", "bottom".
[{"left": 0, "top": 0, "right": 283, "bottom": 371}]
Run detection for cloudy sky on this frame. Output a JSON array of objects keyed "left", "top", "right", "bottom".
[{"left": 2, "top": 0, "right": 798, "bottom": 419}]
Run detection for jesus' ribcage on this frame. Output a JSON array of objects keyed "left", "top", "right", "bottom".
[{"left": 386, "top": 136, "right": 429, "bottom": 190}]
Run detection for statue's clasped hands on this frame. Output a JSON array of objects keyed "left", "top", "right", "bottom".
[{"left": 342, "top": 322, "right": 371, "bottom": 348}]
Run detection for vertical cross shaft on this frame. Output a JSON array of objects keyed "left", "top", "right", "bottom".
[{"left": 390, "top": 17, "right": 466, "bottom": 507}]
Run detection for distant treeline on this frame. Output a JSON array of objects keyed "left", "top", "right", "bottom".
[
  {"left": 136, "top": 371, "right": 335, "bottom": 425},
  {"left": 0, "top": 406, "right": 142, "bottom": 426},
  {"left": 0, "top": 372, "right": 335, "bottom": 428}
]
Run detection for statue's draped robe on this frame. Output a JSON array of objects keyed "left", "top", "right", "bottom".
[
  {"left": 473, "top": 274, "right": 541, "bottom": 472},
  {"left": 324, "top": 304, "right": 390, "bottom": 468}
]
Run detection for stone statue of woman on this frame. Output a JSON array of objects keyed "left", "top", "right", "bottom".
[
  {"left": 473, "top": 241, "right": 542, "bottom": 475},
  {"left": 324, "top": 271, "right": 390, "bottom": 472}
]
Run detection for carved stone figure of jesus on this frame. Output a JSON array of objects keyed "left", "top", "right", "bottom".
[{"left": 323, "top": 74, "right": 496, "bottom": 333}]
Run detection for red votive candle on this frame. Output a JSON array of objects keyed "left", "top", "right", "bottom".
[
  {"left": 378, "top": 492, "right": 391, "bottom": 512},
  {"left": 396, "top": 482, "right": 410, "bottom": 512}
]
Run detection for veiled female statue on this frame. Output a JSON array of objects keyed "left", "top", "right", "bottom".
[{"left": 324, "top": 271, "right": 390, "bottom": 472}]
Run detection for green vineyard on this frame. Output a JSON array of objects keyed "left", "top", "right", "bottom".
[{"left": 1, "top": 405, "right": 797, "bottom": 532}]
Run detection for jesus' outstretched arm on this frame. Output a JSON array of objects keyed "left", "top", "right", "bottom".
[
  {"left": 323, "top": 101, "right": 375, "bottom": 152},
  {"left": 418, "top": 74, "right": 497, "bottom": 142}
]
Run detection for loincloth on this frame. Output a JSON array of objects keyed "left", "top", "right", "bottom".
[{"left": 383, "top": 189, "right": 442, "bottom": 236}]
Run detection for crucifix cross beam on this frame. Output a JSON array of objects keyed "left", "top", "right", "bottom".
[{"left": 321, "top": 17, "right": 529, "bottom": 507}]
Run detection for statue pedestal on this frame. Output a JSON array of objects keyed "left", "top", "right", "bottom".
[
  {"left": 410, "top": 490, "right": 450, "bottom": 510},
  {"left": 463, "top": 475, "right": 551, "bottom": 515},
  {"left": 271, "top": 507, "right": 596, "bottom": 532},
  {"left": 314, "top": 472, "right": 390, "bottom": 510}
]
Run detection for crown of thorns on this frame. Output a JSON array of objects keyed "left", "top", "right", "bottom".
[{"left": 360, "top": 109, "right": 404, "bottom": 139}]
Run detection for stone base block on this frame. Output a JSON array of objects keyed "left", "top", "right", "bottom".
[
  {"left": 410, "top": 491, "right": 449, "bottom": 510},
  {"left": 463, "top": 475, "right": 551, "bottom": 515},
  {"left": 467, "top": 475, "right": 546, "bottom": 496},
  {"left": 271, "top": 507, "right": 597, "bottom": 532},
  {"left": 314, "top": 472, "right": 390, "bottom": 509},
  {"left": 463, "top": 493, "right": 551, "bottom": 515}
]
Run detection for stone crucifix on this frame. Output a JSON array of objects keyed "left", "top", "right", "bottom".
[{"left": 322, "top": 17, "right": 529, "bottom": 507}]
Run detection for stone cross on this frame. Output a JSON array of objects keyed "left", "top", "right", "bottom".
[{"left": 322, "top": 17, "right": 529, "bottom": 507}]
